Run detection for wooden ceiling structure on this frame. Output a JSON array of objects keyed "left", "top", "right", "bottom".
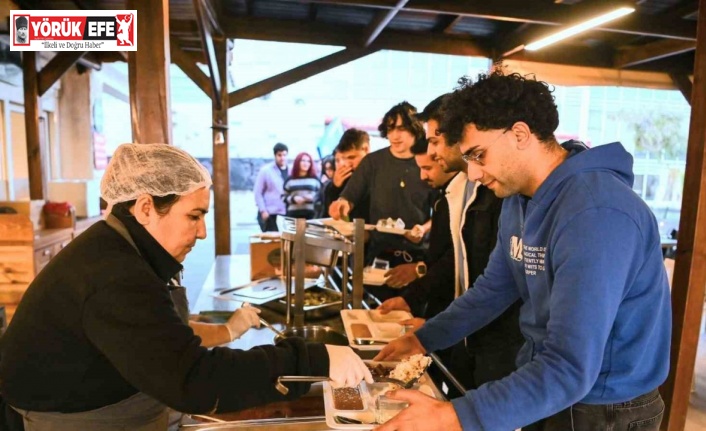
[{"left": 10, "top": 1, "right": 706, "bottom": 431}]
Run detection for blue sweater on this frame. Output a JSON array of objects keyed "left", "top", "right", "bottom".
[{"left": 415, "top": 141, "right": 671, "bottom": 430}]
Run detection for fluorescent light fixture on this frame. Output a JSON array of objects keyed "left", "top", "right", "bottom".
[{"left": 525, "top": 7, "right": 635, "bottom": 51}]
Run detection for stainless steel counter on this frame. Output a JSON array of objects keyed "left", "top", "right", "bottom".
[
  {"left": 186, "top": 255, "right": 439, "bottom": 430},
  {"left": 186, "top": 255, "right": 339, "bottom": 430}
]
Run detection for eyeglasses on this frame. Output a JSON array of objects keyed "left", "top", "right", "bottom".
[{"left": 461, "top": 129, "right": 509, "bottom": 166}]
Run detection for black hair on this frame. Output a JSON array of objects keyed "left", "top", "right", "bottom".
[
  {"left": 273, "top": 142, "right": 288, "bottom": 154},
  {"left": 336, "top": 128, "right": 369, "bottom": 153},
  {"left": 439, "top": 71, "right": 559, "bottom": 145},
  {"left": 322, "top": 155, "right": 335, "bottom": 171},
  {"left": 378, "top": 101, "right": 424, "bottom": 139},
  {"left": 112, "top": 194, "right": 180, "bottom": 217},
  {"left": 410, "top": 136, "right": 429, "bottom": 156},
  {"left": 417, "top": 94, "right": 449, "bottom": 123}
]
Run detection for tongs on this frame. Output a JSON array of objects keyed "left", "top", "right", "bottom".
[
  {"left": 274, "top": 376, "right": 331, "bottom": 395},
  {"left": 239, "top": 303, "right": 287, "bottom": 339},
  {"left": 259, "top": 316, "right": 286, "bottom": 339}
]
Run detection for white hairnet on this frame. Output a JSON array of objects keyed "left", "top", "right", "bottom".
[{"left": 101, "top": 143, "right": 212, "bottom": 205}]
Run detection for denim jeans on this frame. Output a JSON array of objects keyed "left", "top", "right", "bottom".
[{"left": 523, "top": 389, "right": 664, "bottom": 431}]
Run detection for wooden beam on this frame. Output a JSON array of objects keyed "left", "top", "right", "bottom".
[
  {"left": 171, "top": 43, "right": 212, "bottom": 98},
  {"left": 37, "top": 52, "right": 86, "bottom": 96},
  {"left": 228, "top": 47, "right": 375, "bottom": 108},
  {"left": 196, "top": 0, "right": 224, "bottom": 39},
  {"left": 216, "top": 16, "right": 488, "bottom": 58},
  {"left": 501, "top": 43, "right": 615, "bottom": 68},
  {"left": 664, "top": 1, "right": 699, "bottom": 19},
  {"left": 668, "top": 73, "right": 693, "bottom": 104},
  {"left": 212, "top": 38, "right": 230, "bottom": 255},
  {"left": 615, "top": 39, "right": 696, "bottom": 69},
  {"left": 437, "top": 15, "right": 464, "bottom": 34},
  {"left": 175, "top": 39, "right": 204, "bottom": 50},
  {"left": 661, "top": 0, "right": 706, "bottom": 430},
  {"left": 496, "top": 1, "right": 650, "bottom": 60},
  {"left": 170, "top": 20, "right": 200, "bottom": 36},
  {"left": 308, "top": 2, "right": 318, "bottom": 21},
  {"left": 127, "top": 0, "right": 172, "bottom": 144},
  {"left": 193, "top": 0, "right": 223, "bottom": 110},
  {"left": 361, "top": 0, "right": 408, "bottom": 47},
  {"left": 21, "top": 51, "right": 47, "bottom": 200},
  {"left": 281, "top": 0, "right": 697, "bottom": 41},
  {"left": 77, "top": 52, "right": 102, "bottom": 71}
]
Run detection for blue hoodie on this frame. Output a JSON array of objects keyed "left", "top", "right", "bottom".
[{"left": 415, "top": 142, "right": 671, "bottom": 430}]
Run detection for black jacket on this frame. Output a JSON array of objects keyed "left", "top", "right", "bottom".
[
  {"left": 402, "top": 180, "right": 455, "bottom": 318},
  {"left": 0, "top": 211, "right": 328, "bottom": 414}
]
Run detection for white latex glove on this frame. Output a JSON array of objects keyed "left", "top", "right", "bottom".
[
  {"left": 225, "top": 304, "right": 261, "bottom": 341},
  {"left": 325, "top": 345, "right": 373, "bottom": 388}
]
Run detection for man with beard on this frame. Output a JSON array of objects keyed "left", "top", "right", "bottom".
[
  {"left": 379, "top": 94, "right": 523, "bottom": 398},
  {"left": 381, "top": 136, "right": 457, "bottom": 310}
]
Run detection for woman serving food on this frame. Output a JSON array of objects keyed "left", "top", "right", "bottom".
[{"left": 0, "top": 143, "right": 371, "bottom": 431}]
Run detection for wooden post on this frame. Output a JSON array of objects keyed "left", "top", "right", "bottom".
[
  {"left": 127, "top": 0, "right": 172, "bottom": 145},
  {"left": 668, "top": 72, "right": 693, "bottom": 105},
  {"left": 212, "top": 38, "right": 231, "bottom": 255},
  {"left": 22, "top": 51, "right": 47, "bottom": 200},
  {"left": 661, "top": 0, "right": 706, "bottom": 429}
]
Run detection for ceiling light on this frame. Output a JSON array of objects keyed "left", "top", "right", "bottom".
[{"left": 525, "top": 7, "right": 635, "bottom": 51}]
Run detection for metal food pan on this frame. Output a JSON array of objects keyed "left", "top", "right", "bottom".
[
  {"left": 262, "top": 286, "right": 342, "bottom": 320},
  {"left": 297, "top": 244, "right": 339, "bottom": 268}
]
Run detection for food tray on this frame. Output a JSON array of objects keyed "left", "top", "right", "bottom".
[
  {"left": 374, "top": 225, "right": 408, "bottom": 236},
  {"left": 323, "top": 361, "right": 442, "bottom": 429},
  {"left": 262, "top": 285, "right": 342, "bottom": 320},
  {"left": 212, "top": 276, "right": 319, "bottom": 305},
  {"left": 309, "top": 218, "right": 376, "bottom": 237},
  {"left": 340, "top": 309, "right": 411, "bottom": 351},
  {"left": 322, "top": 382, "right": 375, "bottom": 430},
  {"left": 362, "top": 267, "right": 388, "bottom": 286}
]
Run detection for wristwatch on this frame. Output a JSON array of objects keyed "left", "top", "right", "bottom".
[{"left": 415, "top": 262, "right": 427, "bottom": 278}]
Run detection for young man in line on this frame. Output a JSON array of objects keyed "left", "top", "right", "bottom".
[
  {"left": 384, "top": 136, "right": 457, "bottom": 314},
  {"left": 253, "top": 143, "right": 289, "bottom": 232},
  {"left": 322, "top": 128, "right": 370, "bottom": 221},
  {"left": 329, "top": 102, "right": 436, "bottom": 301},
  {"left": 374, "top": 72, "right": 670, "bottom": 431}
]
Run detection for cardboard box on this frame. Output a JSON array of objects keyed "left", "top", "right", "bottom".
[
  {"left": 0, "top": 200, "right": 45, "bottom": 230},
  {"left": 249, "top": 233, "right": 282, "bottom": 281}
]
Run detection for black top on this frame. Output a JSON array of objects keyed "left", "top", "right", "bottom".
[
  {"left": 279, "top": 165, "right": 289, "bottom": 182},
  {"left": 402, "top": 178, "right": 455, "bottom": 317},
  {"left": 322, "top": 178, "right": 370, "bottom": 222},
  {"left": 0, "top": 210, "right": 329, "bottom": 414},
  {"left": 341, "top": 148, "right": 435, "bottom": 251},
  {"left": 401, "top": 183, "right": 522, "bottom": 351}
]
